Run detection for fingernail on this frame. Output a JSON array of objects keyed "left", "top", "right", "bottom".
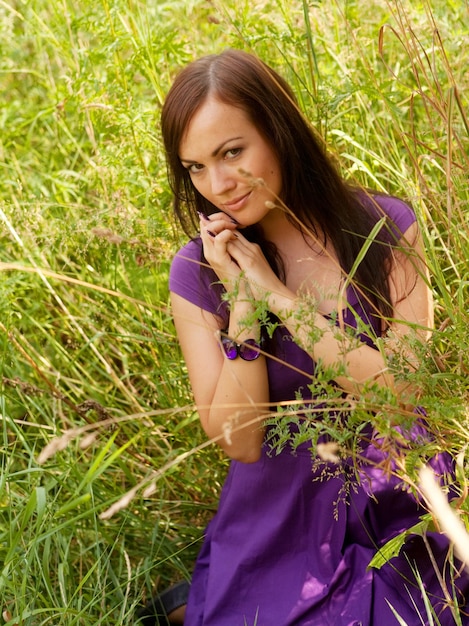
[
  {"left": 230, "top": 217, "right": 239, "bottom": 225},
  {"left": 206, "top": 230, "right": 216, "bottom": 238},
  {"left": 197, "top": 211, "right": 209, "bottom": 220}
]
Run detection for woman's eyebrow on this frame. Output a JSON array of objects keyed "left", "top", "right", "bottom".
[{"left": 180, "top": 136, "right": 243, "bottom": 163}]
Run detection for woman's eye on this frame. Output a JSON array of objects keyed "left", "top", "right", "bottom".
[
  {"left": 188, "top": 163, "right": 204, "bottom": 174},
  {"left": 225, "top": 148, "right": 241, "bottom": 159}
]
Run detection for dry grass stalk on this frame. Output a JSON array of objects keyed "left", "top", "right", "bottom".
[{"left": 419, "top": 465, "right": 469, "bottom": 572}]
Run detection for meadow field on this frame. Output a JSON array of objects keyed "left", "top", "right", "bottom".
[{"left": 0, "top": 0, "right": 468, "bottom": 624}]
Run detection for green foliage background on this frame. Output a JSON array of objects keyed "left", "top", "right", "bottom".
[{"left": 0, "top": 0, "right": 468, "bottom": 624}]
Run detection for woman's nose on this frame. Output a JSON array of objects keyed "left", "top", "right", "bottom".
[{"left": 210, "top": 165, "right": 236, "bottom": 196}]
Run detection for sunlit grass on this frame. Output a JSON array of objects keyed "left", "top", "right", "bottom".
[{"left": 0, "top": 0, "right": 468, "bottom": 623}]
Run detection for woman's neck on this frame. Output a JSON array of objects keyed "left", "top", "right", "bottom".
[
  {"left": 259, "top": 208, "right": 325, "bottom": 257},
  {"left": 259, "top": 207, "right": 298, "bottom": 244}
]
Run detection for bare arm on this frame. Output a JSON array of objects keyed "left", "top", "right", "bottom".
[{"left": 171, "top": 292, "right": 269, "bottom": 463}]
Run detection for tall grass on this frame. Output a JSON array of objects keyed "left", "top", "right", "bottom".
[{"left": 0, "top": 0, "right": 468, "bottom": 624}]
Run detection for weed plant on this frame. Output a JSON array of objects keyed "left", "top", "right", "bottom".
[{"left": 0, "top": 0, "right": 468, "bottom": 624}]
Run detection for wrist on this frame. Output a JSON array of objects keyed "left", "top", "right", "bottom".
[
  {"left": 228, "top": 300, "right": 260, "bottom": 341},
  {"left": 221, "top": 335, "right": 262, "bottom": 361},
  {"left": 268, "top": 290, "right": 295, "bottom": 318}
]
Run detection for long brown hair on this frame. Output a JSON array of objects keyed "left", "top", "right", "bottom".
[{"left": 161, "top": 48, "right": 402, "bottom": 323}]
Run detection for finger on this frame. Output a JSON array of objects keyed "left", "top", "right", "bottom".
[
  {"left": 199, "top": 211, "right": 238, "bottom": 231},
  {"left": 201, "top": 228, "right": 238, "bottom": 266},
  {"left": 208, "top": 228, "right": 238, "bottom": 243},
  {"left": 225, "top": 232, "right": 258, "bottom": 256},
  {"left": 202, "top": 224, "right": 239, "bottom": 241},
  {"left": 225, "top": 244, "right": 254, "bottom": 270},
  {"left": 199, "top": 215, "right": 235, "bottom": 242},
  {"left": 225, "top": 228, "right": 255, "bottom": 247}
]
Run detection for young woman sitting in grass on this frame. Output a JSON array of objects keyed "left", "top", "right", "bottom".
[{"left": 138, "top": 48, "right": 469, "bottom": 625}]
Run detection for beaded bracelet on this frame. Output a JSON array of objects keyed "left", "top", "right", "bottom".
[{"left": 221, "top": 336, "right": 261, "bottom": 361}]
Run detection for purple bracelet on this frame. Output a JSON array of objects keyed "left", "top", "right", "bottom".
[{"left": 221, "top": 336, "right": 261, "bottom": 361}]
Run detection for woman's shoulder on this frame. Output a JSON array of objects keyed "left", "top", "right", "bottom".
[
  {"left": 169, "top": 237, "right": 228, "bottom": 319},
  {"left": 361, "top": 191, "right": 417, "bottom": 240},
  {"left": 170, "top": 237, "right": 203, "bottom": 268},
  {"left": 169, "top": 236, "right": 204, "bottom": 291},
  {"left": 373, "top": 193, "right": 416, "bottom": 227}
]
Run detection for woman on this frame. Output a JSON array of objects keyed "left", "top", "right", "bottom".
[{"left": 146, "top": 49, "right": 468, "bottom": 625}]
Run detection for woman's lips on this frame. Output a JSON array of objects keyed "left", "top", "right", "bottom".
[{"left": 223, "top": 192, "right": 251, "bottom": 212}]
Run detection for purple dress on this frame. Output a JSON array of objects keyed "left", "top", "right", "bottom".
[{"left": 169, "top": 196, "right": 469, "bottom": 625}]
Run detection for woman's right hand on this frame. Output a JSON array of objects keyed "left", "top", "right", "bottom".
[{"left": 199, "top": 212, "right": 242, "bottom": 287}]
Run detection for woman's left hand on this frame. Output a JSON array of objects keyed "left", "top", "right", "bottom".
[{"left": 224, "top": 229, "right": 294, "bottom": 309}]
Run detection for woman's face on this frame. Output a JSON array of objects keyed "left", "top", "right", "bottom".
[{"left": 178, "top": 97, "right": 282, "bottom": 227}]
